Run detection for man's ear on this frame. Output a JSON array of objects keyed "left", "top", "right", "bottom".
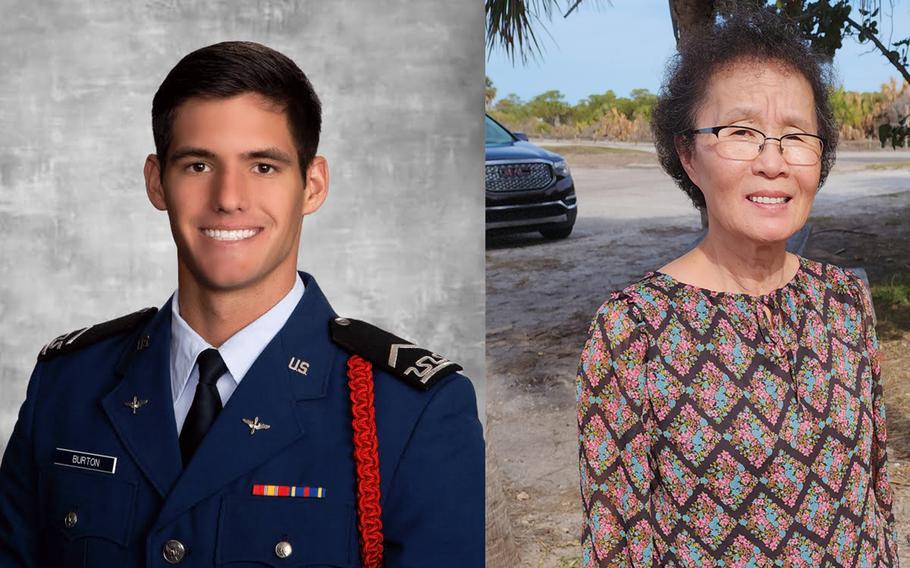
[
  {"left": 301, "top": 156, "right": 329, "bottom": 216},
  {"left": 675, "top": 135, "right": 700, "bottom": 187},
  {"left": 144, "top": 154, "right": 168, "bottom": 211}
]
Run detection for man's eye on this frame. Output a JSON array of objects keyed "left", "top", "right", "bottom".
[
  {"left": 186, "top": 163, "right": 210, "bottom": 173},
  {"left": 254, "top": 163, "right": 277, "bottom": 174}
]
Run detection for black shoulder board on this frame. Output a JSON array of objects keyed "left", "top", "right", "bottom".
[
  {"left": 37, "top": 307, "right": 158, "bottom": 362},
  {"left": 329, "top": 317, "right": 463, "bottom": 391}
]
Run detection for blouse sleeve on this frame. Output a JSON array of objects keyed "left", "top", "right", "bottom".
[
  {"left": 576, "top": 297, "right": 657, "bottom": 567},
  {"left": 851, "top": 275, "right": 899, "bottom": 562}
]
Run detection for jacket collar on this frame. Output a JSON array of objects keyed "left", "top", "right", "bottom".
[{"left": 103, "top": 272, "right": 340, "bottom": 518}]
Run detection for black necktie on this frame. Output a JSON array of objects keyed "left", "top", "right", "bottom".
[{"left": 179, "top": 349, "right": 227, "bottom": 465}]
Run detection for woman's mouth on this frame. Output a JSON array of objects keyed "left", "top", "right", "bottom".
[{"left": 747, "top": 195, "right": 790, "bottom": 205}]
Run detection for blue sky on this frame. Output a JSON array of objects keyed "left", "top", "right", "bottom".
[{"left": 485, "top": 1, "right": 910, "bottom": 104}]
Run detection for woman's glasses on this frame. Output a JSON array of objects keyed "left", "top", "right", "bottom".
[{"left": 683, "top": 125, "right": 825, "bottom": 166}]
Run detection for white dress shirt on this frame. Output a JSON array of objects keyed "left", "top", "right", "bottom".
[{"left": 170, "top": 275, "right": 305, "bottom": 434}]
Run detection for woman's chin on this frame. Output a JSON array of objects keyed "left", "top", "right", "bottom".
[{"left": 729, "top": 220, "right": 806, "bottom": 248}]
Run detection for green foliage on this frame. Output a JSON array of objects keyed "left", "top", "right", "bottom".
[
  {"left": 526, "top": 90, "right": 571, "bottom": 125},
  {"left": 488, "top": 78, "right": 658, "bottom": 139},
  {"left": 488, "top": 76, "right": 909, "bottom": 142},
  {"left": 828, "top": 86, "right": 887, "bottom": 131},
  {"left": 485, "top": 75, "right": 498, "bottom": 108}
]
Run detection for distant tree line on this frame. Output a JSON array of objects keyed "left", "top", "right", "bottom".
[{"left": 486, "top": 76, "right": 910, "bottom": 145}]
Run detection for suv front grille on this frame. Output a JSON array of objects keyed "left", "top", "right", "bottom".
[{"left": 485, "top": 162, "right": 554, "bottom": 192}]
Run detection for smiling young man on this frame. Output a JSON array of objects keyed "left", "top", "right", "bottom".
[{"left": 0, "top": 42, "right": 484, "bottom": 568}]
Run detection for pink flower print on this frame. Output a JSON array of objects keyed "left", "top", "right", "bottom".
[
  {"left": 765, "top": 450, "right": 808, "bottom": 508},
  {"left": 744, "top": 493, "right": 790, "bottom": 551}
]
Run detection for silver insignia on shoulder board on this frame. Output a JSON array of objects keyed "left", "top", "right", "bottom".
[
  {"left": 403, "top": 354, "right": 459, "bottom": 384},
  {"left": 242, "top": 417, "right": 271, "bottom": 436},
  {"left": 388, "top": 343, "right": 421, "bottom": 368},
  {"left": 388, "top": 343, "right": 458, "bottom": 384},
  {"left": 40, "top": 326, "right": 91, "bottom": 356}
]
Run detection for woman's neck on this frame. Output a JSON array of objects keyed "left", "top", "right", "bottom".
[{"left": 659, "top": 229, "right": 799, "bottom": 296}]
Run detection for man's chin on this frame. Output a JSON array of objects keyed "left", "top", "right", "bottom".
[{"left": 184, "top": 264, "right": 268, "bottom": 294}]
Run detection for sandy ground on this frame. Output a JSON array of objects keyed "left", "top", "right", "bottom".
[{"left": 485, "top": 144, "right": 910, "bottom": 567}]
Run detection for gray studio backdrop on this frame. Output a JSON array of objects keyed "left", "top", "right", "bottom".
[{"left": 0, "top": 1, "right": 485, "bottom": 453}]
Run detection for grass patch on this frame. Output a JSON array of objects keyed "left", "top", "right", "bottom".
[
  {"left": 871, "top": 273, "right": 910, "bottom": 340},
  {"left": 864, "top": 161, "right": 910, "bottom": 171},
  {"left": 540, "top": 145, "right": 651, "bottom": 156}
]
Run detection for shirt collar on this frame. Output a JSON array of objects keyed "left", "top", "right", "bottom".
[{"left": 169, "top": 274, "right": 305, "bottom": 403}]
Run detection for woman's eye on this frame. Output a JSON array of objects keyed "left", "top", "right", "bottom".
[
  {"left": 784, "top": 134, "right": 811, "bottom": 145},
  {"left": 254, "top": 163, "right": 276, "bottom": 174},
  {"left": 729, "top": 129, "right": 756, "bottom": 138}
]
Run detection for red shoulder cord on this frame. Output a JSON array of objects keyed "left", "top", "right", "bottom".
[{"left": 347, "top": 355, "right": 384, "bottom": 568}]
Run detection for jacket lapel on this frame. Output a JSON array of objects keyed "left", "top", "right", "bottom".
[
  {"left": 101, "top": 301, "right": 182, "bottom": 498},
  {"left": 154, "top": 274, "right": 339, "bottom": 528}
]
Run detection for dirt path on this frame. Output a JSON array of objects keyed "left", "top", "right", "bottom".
[{"left": 486, "top": 147, "right": 910, "bottom": 567}]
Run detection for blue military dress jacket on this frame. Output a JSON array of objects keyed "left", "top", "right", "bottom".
[{"left": 0, "top": 273, "right": 484, "bottom": 567}]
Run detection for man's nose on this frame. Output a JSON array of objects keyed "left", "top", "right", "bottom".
[{"left": 212, "top": 167, "right": 248, "bottom": 212}]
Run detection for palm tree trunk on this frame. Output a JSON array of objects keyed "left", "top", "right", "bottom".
[
  {"left": 668, "top": 0, "right": 716, "bottom": 43},
  {"left": 486, "top": 444, "right": 521, "bottom": 567}
]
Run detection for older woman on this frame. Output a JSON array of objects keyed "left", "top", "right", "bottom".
[{"left": 576, "top": 8, "right": 898, "bottom": 567}]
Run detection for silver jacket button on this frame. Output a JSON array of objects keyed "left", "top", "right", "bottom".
[
  {"left": 162, "top": 539, "right": 186, "bottom": 564},
  {"left": 334, "top": 317, "right": 350, "bottom": 326},
  {"left": 275, "top": 540, "right": 293, "bottom": 559},
  {"left": 63, "top": 511, "right": 77, "bottom": 528}
]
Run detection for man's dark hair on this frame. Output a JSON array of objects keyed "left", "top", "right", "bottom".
[
  {"left": 152, "top": 41, "right": 322, "bottom": 177},
  {"left": 651, "top": 8, "right": 838, "bottom": 211}
]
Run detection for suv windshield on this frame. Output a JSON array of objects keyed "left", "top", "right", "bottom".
[{"left": 485, "top": 116, "right": 514, "bottom": 145}]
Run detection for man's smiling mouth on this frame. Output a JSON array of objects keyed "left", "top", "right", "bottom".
[{"left": 201, "top": 228, "right": 261, "bottom": 241}]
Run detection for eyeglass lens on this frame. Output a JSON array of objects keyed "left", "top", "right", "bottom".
[{"left": 714, "top": 126, "right": 822, "bottom": 166}]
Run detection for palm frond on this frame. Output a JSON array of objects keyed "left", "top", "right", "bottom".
[{"left": 485, "top": 0, "right": 560, "bottom": 64}]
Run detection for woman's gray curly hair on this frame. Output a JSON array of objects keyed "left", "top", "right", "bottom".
[{"left": 651, "top": 7, "right": 839, "bottom": 211}]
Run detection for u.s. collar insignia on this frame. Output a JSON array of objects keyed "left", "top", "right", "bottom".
[
  {"left": 329, "top": 317, "right": 462, "bottom": 390},
  {"left": 288, "top": 357, "right": 309, "bottom": 375}
]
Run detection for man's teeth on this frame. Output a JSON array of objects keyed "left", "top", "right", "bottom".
[
  {"left": 203, "top": 228, "right": 259, "bottom": 241},
  {"left": 748, "top": 196, "right": 789, "bottom": 204}
]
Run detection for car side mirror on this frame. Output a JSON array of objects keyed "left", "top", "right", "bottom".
[{"left": 513, "top": 132, "right": 529, "bottom": 142}]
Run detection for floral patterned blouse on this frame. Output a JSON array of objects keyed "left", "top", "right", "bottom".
[{"left": 576, "top": 257, "right": 898, "bottom": 567}]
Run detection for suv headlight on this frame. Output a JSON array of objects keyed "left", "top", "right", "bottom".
[{"left": 553, "top": 160, "right": 570, "bottom": 177}]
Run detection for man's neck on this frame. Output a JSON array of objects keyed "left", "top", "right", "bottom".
[{"left": 175, "top": 269, "right": 298, "bottom": 347}]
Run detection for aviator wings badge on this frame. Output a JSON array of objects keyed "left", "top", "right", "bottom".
[
  {"left": 242, "top": 417, "right": 271, "bottom": 436},
  {"left": 124, "top": 396, "right": 148, "bottom": 415}
]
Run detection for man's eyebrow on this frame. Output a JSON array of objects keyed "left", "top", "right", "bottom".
[
  {"left": 243, "top": 147, "right": 294, "bottom": 165},
  {"left": 169, "top": 147, "right": 217, "bottom": 162}
]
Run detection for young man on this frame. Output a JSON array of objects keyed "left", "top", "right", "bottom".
[{"left": 0, "top": 42, "right": 483, "bottom": 567}]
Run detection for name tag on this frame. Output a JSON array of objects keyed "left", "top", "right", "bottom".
[{"left": 54, "top": 448, "right": 117, "bottom": 474}]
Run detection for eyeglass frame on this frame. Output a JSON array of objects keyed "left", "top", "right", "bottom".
[{"left": 679, "top": 125, "right": 826, "bottom": 165}]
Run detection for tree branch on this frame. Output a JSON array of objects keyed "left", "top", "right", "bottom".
[{"left": 845, "top": 15, "right": 910, "bottom": 85}]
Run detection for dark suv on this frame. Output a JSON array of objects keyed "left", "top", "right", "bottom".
[{"left": 485, "top": 115, "right": 577, "bottom": 239}]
